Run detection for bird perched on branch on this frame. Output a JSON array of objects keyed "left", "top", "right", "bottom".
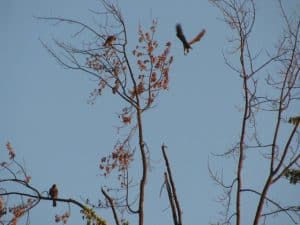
[
  {"left": 103, "top": 35, "right": 116, "bottom": 47},
  {"left": 49, "top": 184, "right": 58, "bottom": 207},
  {"left": 176, "top": 24, "right": 206, "bottom": 55}
]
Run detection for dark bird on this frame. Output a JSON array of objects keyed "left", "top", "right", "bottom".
[
  {"left": 103, "top": 35, "right": 116, "bottom": 47},
  {"left": 49, "top": 184, "right": 58, "bottom": 207},
  {"left": 176, "top": 24, "right": 206, "bottom": 55}
]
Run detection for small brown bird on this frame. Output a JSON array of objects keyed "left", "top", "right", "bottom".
[
  {"left": 176, "top": 24, "right": 206, "bottom": 55},
  {"left": 103, "top": 35, "right": 116, "bottom": 47},
  {"left": 49, "top": 184, "right": 58, "bottom": 207}
]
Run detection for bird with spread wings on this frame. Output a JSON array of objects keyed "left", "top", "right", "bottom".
[{"left": 176, "top": 24, "right": 206, "bottom": 55}]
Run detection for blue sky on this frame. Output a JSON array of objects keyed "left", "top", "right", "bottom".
[{"left": 1, "top": 0, "right": 299, "bottom": 225}]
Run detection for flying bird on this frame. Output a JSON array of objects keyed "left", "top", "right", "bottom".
[
  {"left": 176, "top": 24, "right": 206, "bottom": 55},
  {"left": 49, "top": 184, "right": 58, "bottom": 207},
  {"left": 103, "top": 35, "right": 116, "bottom": 47}
]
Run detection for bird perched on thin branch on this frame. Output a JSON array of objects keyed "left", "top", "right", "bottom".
[
  {"left": 103, "top": 35, "right": 116, "bottom": 47},
  {"left": 176, "top": 24, "right": 206, "bottom": 55},
  {"left": 49, "top": 184, "right": 58, "bottom": 207}
]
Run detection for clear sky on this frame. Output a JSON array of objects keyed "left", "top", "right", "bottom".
[{"left": 1, "top": 0, "right": 299, "bottom": 225}]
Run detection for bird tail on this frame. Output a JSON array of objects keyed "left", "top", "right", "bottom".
[{"left": 53, "top": 200, "right": 57, "bottom": 207}]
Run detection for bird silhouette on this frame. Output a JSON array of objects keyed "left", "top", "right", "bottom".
[
  {"left": 176, "top": 24, "right": 206, "bottom": 55},
  {"left": 49, "top": 184, "right": 58, "bottom": 207},
  {"left": 103, "top": 35, "right": 116, "bottom": 47}
]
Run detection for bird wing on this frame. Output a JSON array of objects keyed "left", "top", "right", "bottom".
[
  {"left": 176, "top": 24, "right": 189, "bottom": 46},
  {"left": 188, "top": 29, "right": 206, "bottom": 45},
  {"left": 53, "top": 187, "right": 58, "bottom": 197}
]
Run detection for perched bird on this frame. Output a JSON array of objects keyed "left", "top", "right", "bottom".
[
  {"left": 103, "top": 35, "right": 116, "bottom": 47},
  {"left": 49, "top": 184, "right": 58, "bottom": 207},
  {"left": 176, "top": 24, "right": 206, "bottom": 55}
]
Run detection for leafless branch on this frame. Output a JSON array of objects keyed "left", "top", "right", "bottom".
[
  {"left": 101, "top": 188, "right": 120, "bottom": 225},
  {"left": 162, "top": 144, "right": 182, "bottom": 225}
]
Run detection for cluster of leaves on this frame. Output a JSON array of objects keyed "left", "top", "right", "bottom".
[
  {"left": 118, "top": 106, "right": 134, "bottom": 126},
  {"left": 99, "top": 144, "right": 134, "bottom": 177},
  {"left": 80, "top": 206, "right": 108, "bottom": 225},
  {"left": 86, "top": 49, "right": 128, "bottom": 98},
  {"left": 288, "top": 116, "right": 300, "bottom": 125},
  {"left": 284, "top": 169, "right": 300, "bottom": 184},
  {"left": 1, "top": 142, "right": 34, "bottom": 224},
  {"left": 1, "top": 142, "right": 31, "bottom": 183},
  {"left": 5, "top": 199, "right": 36, "bottom": 225},
  {"left": 55, "top": 212, "right": 70, "bottom": 224},
  {"left": 132, "top": 20, "right": 173, "bottom": 107},
  {"left": 0, "top": 197, "right": 5, "bottom": 218},
  {"left": 121, "top": 220, "right": 129, "bottom": 225},
  {"left": 5, "top": 141, "right": 16, "bottom": 160}
]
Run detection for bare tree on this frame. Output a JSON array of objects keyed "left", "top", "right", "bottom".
[
  {"left": 0, "top": 1, "right": 182, "bottom": 225},
  {"left": 208, "top": 0, "right": 300, "bottom": 224}
]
